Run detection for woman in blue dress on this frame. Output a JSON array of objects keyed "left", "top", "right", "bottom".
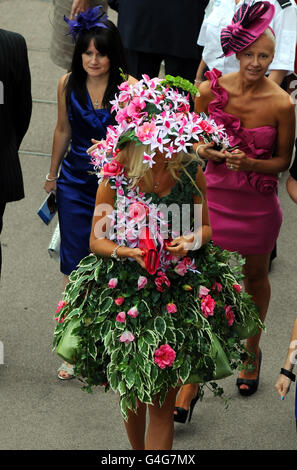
[{"left": 44, "top": 6, "right": 135, "bottom": 378}]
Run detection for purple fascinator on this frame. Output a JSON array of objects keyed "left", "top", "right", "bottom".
[
  {"left": 220, "top": 1, "right": 275, "bottom": 57},
  {"left": 64, "top": 6, "right": 108, "bottom": 42}
]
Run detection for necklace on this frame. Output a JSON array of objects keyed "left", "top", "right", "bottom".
[{"left": 87, "top": 87, "right": 102, "bottom": 109}]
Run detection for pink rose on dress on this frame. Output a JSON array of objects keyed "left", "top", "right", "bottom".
[
  {"left": 119, "top": 331, "right": 135, "bottom": 343},
  {"left": 233, "top": 284, "right": 242, "bottom": 293},
  {"left": 201, "top": 295, "right": 216, "bottom": 318},
  {"left": 155, "top": 272, "right": 171, "bottom": 292},
  {"left": 128, "top": 202, "right": 148, "bottom": 222},
  {"left": 55, "top": 315, "right": 65, "bottom": 323},
  {"left": 116, "top": 312, "right": 126, "bottom": 323},
  {"left": 137, "top": 276, "right": 148, "bottom": 290},
  {"left": 199, "top": 286, "right": 210, "bottom": 298},
  {"left": 225, "top": 305, "right": 235, "bottom": 326},
  {"left": 102, "top": 160, "right": 123, "bottom": 177},
  {"left": 174, "top": 261, "right": 188, "bottom": 276},
  {"left": 56, "top": 300, "right": 67, "bottom": 314},
  {"left": 108, "top": 278, "right": 118, "bottom": 288},
  {"left": 166, "top": 303, "right": 177, "bottom": 314},
  {"left": 127, "top": 307, "right": 138, "bottom": 318},
  {"left": 247, "top": 172, "right": 278, "bottom": 194},
  {"left": 154, "top": 344, "right": 176, "bottom": 369},
  {"left": 115, "top": 297, "right": 125, "bottom": 306}
]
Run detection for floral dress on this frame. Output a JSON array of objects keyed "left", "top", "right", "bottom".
[{"left": 54, "top": 159, "right": 261, "bottom": 420}]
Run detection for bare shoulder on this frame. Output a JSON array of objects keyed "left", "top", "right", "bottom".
[
  {"left": 197, "top": 79, "right": 212, "bottom": 98},
  {"left": 268, "top": 80, "right": 295, "bottom": 114},
  {"left": 195, "top": 80, "right": 215, "bottom": 113},
  {"left": 58, "top": 73, "right": 70, "bottom": 94}
]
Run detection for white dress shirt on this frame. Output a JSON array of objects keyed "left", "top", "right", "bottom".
[{"left": 198, "top": 0, "right": 297, "bottom": 74}]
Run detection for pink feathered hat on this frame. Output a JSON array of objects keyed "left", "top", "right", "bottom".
[{"left": 220, "top": 1, "right": 275, "bottom": 57}]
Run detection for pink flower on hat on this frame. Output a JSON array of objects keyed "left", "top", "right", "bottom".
[
  {"left": 136, "top": 121, "right": 158, "bottom": 143},
  {"left": 154, "top": 344, "right": 176, "bottom": 369}
]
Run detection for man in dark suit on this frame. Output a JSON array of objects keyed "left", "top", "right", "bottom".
[
  {"left": 0, "top": 29, "right": 32, "bottom": 276},
  {"left": 108, "top": 0, "right": 209, "bottom": 82}
]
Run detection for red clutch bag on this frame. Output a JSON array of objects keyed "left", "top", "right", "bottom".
[{"left": 139, "top": 227, "right": 164, "bottom": 275}]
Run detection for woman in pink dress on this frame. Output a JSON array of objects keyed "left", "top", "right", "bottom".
[{"left": 174, "top": 1, "right": 295, "bottom": 418}]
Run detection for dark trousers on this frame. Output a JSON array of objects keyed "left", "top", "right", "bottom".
[
  {"left": 0, "top": 203, "right": 6, "bottom": 277},
  {"left": 125, "top": 49, "right": 202, "bottom": 83}
]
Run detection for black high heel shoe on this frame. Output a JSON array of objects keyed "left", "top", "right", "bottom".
[
  {"left": 236, "top": 349, "right": 262, "bottom": 397},
  {"left": 174, "top": 393, "right": 199, "bottom": 423}
]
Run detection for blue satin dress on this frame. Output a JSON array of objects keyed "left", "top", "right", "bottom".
[{"left": 56, "top": 88, "right": 112, "bottom": 275}]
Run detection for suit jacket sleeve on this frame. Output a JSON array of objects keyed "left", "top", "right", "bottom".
[{"left": 14, "top": 35, "right": 32, "bottom": 148}]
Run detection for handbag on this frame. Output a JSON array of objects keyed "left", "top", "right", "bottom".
[
  {"left": 56, "top": 317, "right": 81, "bottom": 364},
  {"left": 139, "top": 227, "right": 164, "bottom": 275},
  {"left": 233, "top": 318, "right": 259, "bottom": 339},
  {"left": 188, "top": 332, "right": 233, "bottom": 383},
  {"left": 48, "top": 222, "right": 60, "bottom": 260}
]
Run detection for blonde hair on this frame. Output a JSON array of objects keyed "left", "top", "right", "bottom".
[{"left": 118, "top": 142, "right": 204, "bottom": 197}]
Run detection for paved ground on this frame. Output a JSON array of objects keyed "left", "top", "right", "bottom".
[{"left": 0, "top": 0, "right": 297, "bottom": 451}]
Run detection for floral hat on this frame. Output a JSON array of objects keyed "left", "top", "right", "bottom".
[
  {"left": 91, "top": 74, "right": 230, "bottom": 171},
  {"left": 220, "top": 0, "right": 275, "bottom": 57}
]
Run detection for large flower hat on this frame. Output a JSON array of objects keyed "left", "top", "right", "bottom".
[{"left": 90, "top": 74, "right": 230, "bottom": 173}]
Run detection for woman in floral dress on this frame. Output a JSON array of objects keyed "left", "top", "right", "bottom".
[{"left": 54, "top": 76, "right": 261, "bottom": 449}]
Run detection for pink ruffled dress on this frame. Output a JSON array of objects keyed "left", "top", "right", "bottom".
[{"left": 204, "top": 69, "right": 282, "bottom": 255}]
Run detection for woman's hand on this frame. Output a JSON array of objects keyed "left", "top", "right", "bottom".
[
  {"left": 70, "top": 0, "right": 88, "bottom": 19},
  {"left": 118, "top": 246, "right": 145, "bottom": 269},
  {"left": 225, "top": 149, "right": 253, "bottom": 172},
  {"left": 166, "top": 234, "right": 195, "bottom": 258},
  {"left": 275, "top": 374, "right": 292, "bottom": 400},
  {"left": 87, "top": 139, "right": 101, "bottom": 155},
  {"left": 195, "top": 143, "right": 226, "bottom": 163},
  {"left": 44, "top": 179, "right": 57, "bottom": 194}
]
